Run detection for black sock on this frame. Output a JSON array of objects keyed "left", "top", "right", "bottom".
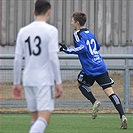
[
  {"left": 109, "top": 94, "right": 125, "bottom": 119},
  {"left": 79, "top": 85, "right": 96, "bottom": 104}
]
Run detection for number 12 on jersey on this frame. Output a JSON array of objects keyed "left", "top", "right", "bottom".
[{"left": 86, "top": 39, "right": 98, "bottom": 55}]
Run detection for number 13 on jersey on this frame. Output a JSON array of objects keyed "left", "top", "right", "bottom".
[{"left": 25, "top": 36, "right": 42, "bottom": 56}]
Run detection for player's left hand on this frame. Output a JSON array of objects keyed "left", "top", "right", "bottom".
[
  {"left": 55, "top": 84, "right": 63, "bottom": 98},
  {"left": 12, "top": 85, "right": 22, "bottom": 100}
]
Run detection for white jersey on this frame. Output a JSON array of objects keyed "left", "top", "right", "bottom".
[{"left": 14, "top": 21, "right": 61, "bottom": 86}]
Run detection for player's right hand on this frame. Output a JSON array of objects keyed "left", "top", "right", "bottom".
[
  {"left": 12, "top": 85, "right": 22, "bottom": 100},
  {"left": 59, "top": 43, "right": 67, "bottom": 52}
]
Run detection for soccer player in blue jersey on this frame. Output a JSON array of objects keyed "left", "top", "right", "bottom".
[{"left": 60, "top": 11, "right": 127, "bottom": 129}]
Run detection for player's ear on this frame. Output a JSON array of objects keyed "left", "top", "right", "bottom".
[
  {"left": 76, "top": 21, "right": 80, "bottom": 26},
  {"left": 47, "top": 9, "right": 51, "bottom": 17},
  {"left": 45, "top": 9, "right": 51, "bottom": 21},
  {"left": 33, "top": 10, "right": 36, "bottom": 16}
]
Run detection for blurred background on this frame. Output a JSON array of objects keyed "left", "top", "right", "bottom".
[
  {"left": 0, "top": 0, "right": 133, "bottom": 54},
  {"left": 0, "top": 0, "right": 133, "bottom": 114}
]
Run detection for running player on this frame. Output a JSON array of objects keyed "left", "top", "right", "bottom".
[
  {"left": 60, "top": 11, "right": 127, "bottom": 129},
  {"left": 12, "top": 0, "right": 63, "bottom": 133}
]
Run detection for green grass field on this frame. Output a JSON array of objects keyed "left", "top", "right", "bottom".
[{"left": 0, "top": 113, "right": 133, "bottom": 133}]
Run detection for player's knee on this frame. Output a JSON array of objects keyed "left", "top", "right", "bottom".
[
  {"left": 79, "top": 84, "right": 91, "bottom": 93},
  {"left": 103, "top": 87, "right": 114, "bottom": 96},
  {"left": 101, "top": 78, "right": 114, "bottom": 90}
]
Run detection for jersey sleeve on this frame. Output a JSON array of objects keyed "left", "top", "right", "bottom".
[
  {"left": 49, "top": 52, "right": 62, "bottom": 84},
  {"left": 13, "top": 29, "right": 23, "bottom": 85},
  {"left": 48, "top": 27, "right": 59, "bottom": 53},
  {"left": 66, "top": 32, "right": 87, "bottom": 54},
  {"left": 15, "top": 29, "right": 24, "bottom": 56},
  {"left": 48, "top": 27, "right": 62, "bottom": 84}
]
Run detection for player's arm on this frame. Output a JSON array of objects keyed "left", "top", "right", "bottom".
[
  {"left": 13, "top": 57, "right": 22, "bottom": 100},
  {"left": 49, "top": 27, "right": 63, "bottom": 98},
  {"left": 59, "top": 39, "right": 87, "bottom": 54},
  {"left": 66, "top": 44, "right": 87, "bottom": 54},
  {"left": 13, "top": 30, "right": 23, "bottom": 85},
  {"left": 13, "top": 54, "right": 22, "bottom": 85},
  {"left": 49, "top": 52, "right": 63, "bottom": 98},
  {"left": 13, "top": 30, "right": 23, "bottom": 99},
  {"left": 50, "top": 52, "right": 62, "bottom": 85},
  {"left": 59, "top": 31, "right": 88, "bottom": 54},
  {"left": 59, "top": 43, "right": 67, "bottom": 53}
]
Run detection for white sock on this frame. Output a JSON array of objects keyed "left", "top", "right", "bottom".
[{"left": 29, "top": 118, "right": 47, "bottom": 133}]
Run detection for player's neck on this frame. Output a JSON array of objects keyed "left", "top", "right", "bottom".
[
  {"left": 76, "top": 26, "right": 85, "bottom": 31},
  {"left": 34, "top": 9, "right": 50, "bottom": 22},
  {"left": 35, "top": 15, "right": 49, "bottom": 22}
]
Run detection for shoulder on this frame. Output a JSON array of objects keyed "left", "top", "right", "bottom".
[
  {"left": 79, "top": 28, "right": 90, "bottom": 36},
  {"left": 46, "top": 23, "right": 58, "bottom": 36},
  {"left": 17, "top": 27, "right": 25, "bottom": 37},
  {"left": 73, "top": 28, "right": 89, "bottom": 42},
  {"left": 18, "top": 23, "right": 32, "bottom": 35},
  {"left": 80, "top": 29, "right": 96, "bottom": 40},
  {"left": 38, "top": 23, "right": 58, "bottom": 37},
  {"left": 46, "top": 23, "right": 58, "bottom": 32}
]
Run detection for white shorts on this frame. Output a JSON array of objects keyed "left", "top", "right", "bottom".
[{"left": 24, "top": 86, "right": 55, "bottom": 112}]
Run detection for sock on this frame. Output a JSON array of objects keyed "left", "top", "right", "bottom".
[
  {"left": 29, "top": 118, "right": 47, "bottom": 133},
  {"left": 79, "top": 85, "right": 96, "bottom": 104},
  {"left": 109, "top": 94, "right": 125, "bottom": 119}
]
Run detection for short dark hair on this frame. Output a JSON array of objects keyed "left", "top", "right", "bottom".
[
  {"left": 35, "top": 0, "right": 51, "bottom": 15},
  {"left": 72, "top": 12, "right": 87, "bottom": 26}
]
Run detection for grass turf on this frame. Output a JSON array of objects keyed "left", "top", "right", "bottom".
[{"left": 0, "top": 113, "right": 132, "bottom": 133}]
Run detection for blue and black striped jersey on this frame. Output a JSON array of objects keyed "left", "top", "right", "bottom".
[{"left": 66, "top": 28, "right": 108, "bottom": 76}]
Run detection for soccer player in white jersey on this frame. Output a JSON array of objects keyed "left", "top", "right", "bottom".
[
  {"left": 12, "top": 0, "right": 63, "bottom": 132},
  {"left": 60, "top": 12, "right": 127, "bottom": 129}
]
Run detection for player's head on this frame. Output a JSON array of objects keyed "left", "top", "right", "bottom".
[
  {"left": 34, "top": 0, "right": 51, "bottom": 16},
  {"left": 71, "top": 12, "right": 87, "bottom": 30}
]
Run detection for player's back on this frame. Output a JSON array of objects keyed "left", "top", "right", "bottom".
[
  {"left": 19, "top": 21, "right": 57, "bottom": 86},
  {"left": 75, "top": 29, "right": 108, "bottom": 76}
]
